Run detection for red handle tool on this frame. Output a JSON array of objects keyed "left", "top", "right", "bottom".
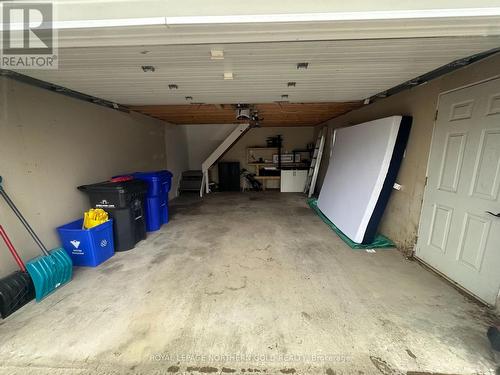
[{"left": 0, "top": 224, "right": 27, "bottom": 273}]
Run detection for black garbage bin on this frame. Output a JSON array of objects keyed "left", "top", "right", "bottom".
[{"left": 78, "top": 180, "right": 147, "bottom": 251}]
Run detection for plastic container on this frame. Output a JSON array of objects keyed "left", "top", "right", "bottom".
[
  {"left": 77, "top": 179, "right": 147, "bottom": 210},
  {"left": 159, "top": 171, "right": 172, "bottom": 225},
  {"left": 160, "top": 198, "right": 168, "bottom": 225},
  {"left": 57, "top": 219, "right": 114, "bottom": 267},
  {"left": 132, "top": 173, "right": 162, "bottom": 197},
  {"left": 132, "top": 170, "right": 173, "bottom": 230},
  {"left": 145, "top": 196, "right": 161, "bottom": 231},
  {"left": 77, "top": 180, "right": 147, "bottom": 251}
]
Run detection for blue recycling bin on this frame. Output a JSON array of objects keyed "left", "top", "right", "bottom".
[
  {"left": 132, "top": 170, "right": 173, "bottom": 231},
  {"left": 57, "top": 219, "right": 114, "bottom": 267}
]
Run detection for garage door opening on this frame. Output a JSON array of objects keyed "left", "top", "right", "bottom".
[{"left": 0, "top": 2, "right": 500, "bottom": 374}]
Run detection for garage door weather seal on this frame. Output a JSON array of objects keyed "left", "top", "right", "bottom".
[{"left": 307, "top": 198, "right": 395, "bottom": 250}]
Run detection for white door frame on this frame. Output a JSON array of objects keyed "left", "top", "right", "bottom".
[{"left": 415, "top": 74, "right": 500, "bottom": 307}]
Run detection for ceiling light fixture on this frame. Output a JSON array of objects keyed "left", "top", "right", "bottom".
[
  {"left": 296, "top": 62, "right": 309, "bottom": 70},
  {"left": 235, "top": 105, "right": 251, "bottom": 120},
  {"left": 141, "top": 65, "right": 155, "bottom": 72},
  {"left": 168, "top": 84, "right": 178, "bottom": 89},
  {"left": 210, "top": 49, "right": 224, "bottom": 60},
  {"left": 287, "top": 82, "right": 296, "bottom": 87},
  {"left": 223, "top": 72, "right": 234, "bottom": 80}
]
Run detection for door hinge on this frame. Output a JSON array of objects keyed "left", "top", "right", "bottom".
[{"left": 434, "top": 110, "right": 438, "bottom": 121}]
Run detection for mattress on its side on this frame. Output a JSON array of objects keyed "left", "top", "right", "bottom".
[{"left": 317, "top": 115, "right": 412, "bottom": 244}]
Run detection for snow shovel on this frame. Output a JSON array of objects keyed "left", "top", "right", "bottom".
[
  {"left": 0, "top": 225, "right": 35, "bottom": 318},
  {"left": 0, "top": 177, "right": 72, "bottom": 301}
]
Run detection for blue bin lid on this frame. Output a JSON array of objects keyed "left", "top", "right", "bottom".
[
  {"left": 133, "top": 170, "right": 172, "bottom": 180},
  {"left": 132, "top": 170, "right": 173, "bottom": 196}
]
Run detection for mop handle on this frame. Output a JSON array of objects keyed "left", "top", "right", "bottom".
[
  {"left": 0, "top": 225, "right": 27, "bottom": 272},
  {"left": 0, "top": 178, "right": 50, "bottom": 256}
]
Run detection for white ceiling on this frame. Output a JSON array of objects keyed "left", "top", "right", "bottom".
[{"left": 20, "top": 36, "right": 500, "bottom": 105}]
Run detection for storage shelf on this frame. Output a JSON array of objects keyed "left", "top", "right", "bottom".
[
  {"left": 247, "top": 147, "right": 279, "bottom": 150},
  {"left": 254, "top": 176, "right": 281, "bottom": 180},
  {"left": 248, "top": 162, "right": 308, "bottom": 166},
  {"left": 247, "top": 145, "right": 309, "bottom": 191}
]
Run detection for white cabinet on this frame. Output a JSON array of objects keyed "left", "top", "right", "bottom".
[{"left": 280, "top": 170, "right": 308, "bottom": 192}]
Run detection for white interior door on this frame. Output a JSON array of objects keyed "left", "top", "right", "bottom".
[{"left": 416, "top": 78, "right": 500, "bottom": 305}]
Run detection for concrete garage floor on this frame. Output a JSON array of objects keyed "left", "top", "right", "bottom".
[{"left": 0, "top": 192, "right": 498, "bottom": 375}]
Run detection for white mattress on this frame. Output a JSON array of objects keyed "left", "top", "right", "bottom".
[{"left": 317, "top": 116, "right": 408, "bottom": 244}]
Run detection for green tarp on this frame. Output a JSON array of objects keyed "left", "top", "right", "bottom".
[{"left": 307, "top": 198, "right": 395, "bottom": 250}]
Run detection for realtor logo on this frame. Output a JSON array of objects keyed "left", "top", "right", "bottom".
[{"left": 0, "top": 2, "right": 58, "bottom": 69}]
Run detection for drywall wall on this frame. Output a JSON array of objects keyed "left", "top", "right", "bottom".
[
  {"left": 165, "top": 124, "right": 189, "bottom": 196},
  {"left": 0, "top": 77, "right": 176, "bottom": 278},
  {"left": 183, "top": 124, "right": 238, "bottom": 170},
  {"left": 220, "top": 127, "right": 315, "bottom": 188},
  {"left": 316, "top": 53, "right": 500, "bottom": 252}
]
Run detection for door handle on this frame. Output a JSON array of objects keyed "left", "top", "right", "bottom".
[{"left": 486, "top": 211, "right": 500, "bottom": 218}]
